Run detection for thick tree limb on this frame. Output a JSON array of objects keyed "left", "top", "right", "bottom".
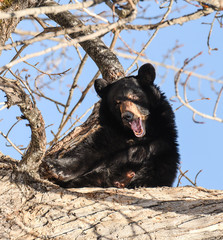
[
  {"left": 0, "top": 168, "right": 223, "bottom": 239},
  {"left": 0, "top": 77, "right": 46, "bottom": 178}
]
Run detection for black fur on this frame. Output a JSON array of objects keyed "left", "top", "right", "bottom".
[{"left": 41, "top": 63, "right": 179, "bottom": 188}]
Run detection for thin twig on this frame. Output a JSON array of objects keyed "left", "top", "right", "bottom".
[
  {"left": 0, "top": 0, "right": 105, "bottom": 20},
  {"left": 55, "top": 105, "right": 94, "bottom": 145},
  {"left": 59, "top": 54, "right": 88, "bottom": 130},
  {"left": 24, "top": 59, "right": 71, "bottom": 78},
  {"left": 213, "top": 86, "right": 223, "bottom": 117},
  {"left": 0, "top": 101, "right": 7, "bottom": 110},
  {"left": 194, "top": 170, "right": 202, "bottom": 186},
  {"left": 115, "top": 51, "right": 223, "bottom": 84},
  {"left": 75, "top": 0, "right": 109, "bottom": 23},
  {"left": 207, "top": 12, "right": 218, "bottom": 54},
  {"left": 192, "top": 112, "right": 205, "bottom": 124},
  {"left": 174, "top": 97, "right": 210, "bottom": 112},
  {"left": 174, "top": 53, "right": 223, "bottom": 123},
  {"left": 110, "top": 29, "right": 121, "bottom": 50},
  {"left": 0, "top": 24, "right": 108, "bottom": 52},
  {"left": 177, "top": 169, "right": 189, "bottom": 187},
  {"left": 183, "top": 72, "right": 192, "bottom": 104},
  {"left": 33, "top": 88, "right": 66, "bottom": 108},
  {"left": 124, "top": 8, "right": 214, "bottom": 31},
  {"left": 0, "top": 131, "right": 23, "bottom": 155},
  {"left": 126, "top": 0, "right": 175, "bottom": 74},
  {"left": 0, "top": 11, "right": 136, "bottom": 73},
  {"left": 50, "top": 70, "right": 100, "bottom": 145},
  {"left": 179, "top": 169, "right": 197, "bottom": 187},
  {"left": 6, "top": 119, "right": 21, "bottom": 138}
]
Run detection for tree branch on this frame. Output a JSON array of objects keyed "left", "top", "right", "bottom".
[
  {"left": 174, "top": 55, "right": 223, "bottom": 123},
  {"left": 186, "top": 0, "right": 223, "bottom": 10},
  {"left": 0, "top": 77, "right": 46, "bottom": 178},
  {"left": 0, "top": 0, "right": 45, "bottom": 55},
  {"left": 126, "top": 0, "right": 174, "bottom": 74},
  {"left": 115, "top": 51, "right": 223, "bottom": 84},
  {"left": 0, "top": 0, "right": 104, "bottom": 20},
  {"left": 124, "top": 8, "right": 214, "bottom": 31},
  {"left": 42, "top": 0, "right": 130, "bottom": 81}
]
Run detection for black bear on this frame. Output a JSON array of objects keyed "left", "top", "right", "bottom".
[{"left": 41, "top": 63, "right": 179, "bottom": 188}]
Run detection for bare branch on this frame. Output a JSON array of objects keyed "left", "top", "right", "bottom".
[
  {"left": 51, "top": 70, "right": 100, "bottom": 144},
  {"left": 0, "top": 24, "right": 108, "bottom": 52},
  {"left": 213, "top": 86, "right": 223, "bottom": 117},
  {"left": 42, "top": 0, "right": 131, "bottom": 81},
  {"left": 0, "top": 130, "right": 23, "bottom": 155},
  {"left": 0, "top": 13, "right": 135, "bottom": 78},
  {"left": 174, "top": 54, "right": 223, "bottom": 123},
  {"left": 185, "top": 0, "right": 223, "bottom": 10},
  {"left": 177, "top": 168, "right": 201, "bottom": 187},
  {"left": 0, "top": 102, "right": 7, "bottom": 111},
  {"left": 0, "top": 0, "right": 45, "bottom": 54},
  {"left": 0, "top": 0, "right": 104, "bottom": 20},
  {"left": 58, "top": 54, "right": 88, "bottom": 132},
  {"left": 115, "top": 51, "right": 223, "bottom": 84},
  {"left": 0, "top": 77, "right": 46, "bottom": 177},
  {"left": 124, "top": 8, "right": 214, "bottom": 31},
  {"left": 207, "top": 12, "right": 218, "bottom": 53},
  {"left": 126, "top": 0, "right": 175, "bottom": 74}
]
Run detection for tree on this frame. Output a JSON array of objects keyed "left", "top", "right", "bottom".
[{"left": 0, "top": 0, "right": 223, "bottom": 238}]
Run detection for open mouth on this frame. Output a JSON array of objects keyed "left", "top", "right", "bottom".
[
  {"left": 129, "top": 117, "right": 145, "bottom": 138},
  {"left": 120, "top": 101, "right": 147, "bottom": 138}
]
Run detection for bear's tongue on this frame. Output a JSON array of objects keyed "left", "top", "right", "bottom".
[{"left": 129, "top": 118, "right": 145, "bottom": 138}]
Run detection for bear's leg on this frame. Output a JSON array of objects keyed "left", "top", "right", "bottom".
[{"left": 54, "top": 166, "right": 110, "bottom": 188}]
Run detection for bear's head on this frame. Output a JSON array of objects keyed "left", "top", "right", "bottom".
[{"left": 94, "top": 63, "right": 158, "bottom": 138}]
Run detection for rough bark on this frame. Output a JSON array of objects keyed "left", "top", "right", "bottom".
[
  {"left": 0, "top": 77, "right": 46, "bottom": 179},
  {"left": 0, "top": 0, "right": 44, "bottom": 55},
  {"left": 0, "top": 163, "right": 223, "bottom": 240}
]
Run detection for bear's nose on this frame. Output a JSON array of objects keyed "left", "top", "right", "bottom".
[{"left": 122, "top": 111, "right": 134, "bottom": 122}]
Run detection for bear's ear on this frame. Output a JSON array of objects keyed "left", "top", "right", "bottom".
[
  {"left": 94, "top": 78, "right": 110, "bottom": 98},
  {"left": 138, "top": 63, "right": 156, "bottom": 84}
]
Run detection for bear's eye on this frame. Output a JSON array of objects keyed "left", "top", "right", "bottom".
[
  {"left": 115, "top": 100, "right": 121, "bottom": 105},
  {"left": 128, "top": 95, "right": 139, "bottom": 101}
]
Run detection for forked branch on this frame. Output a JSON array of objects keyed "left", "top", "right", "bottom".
[{"left": 174, "top": 53, "right": 223, "bottom": 123}]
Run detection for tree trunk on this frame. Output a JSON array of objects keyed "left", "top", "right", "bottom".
[{"left": 1, "top": 161, "right": 223, "bottom": 240}]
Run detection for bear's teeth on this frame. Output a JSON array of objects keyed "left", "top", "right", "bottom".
[{"left": 130, "top": 118, "right": 145, "bottom": 137}]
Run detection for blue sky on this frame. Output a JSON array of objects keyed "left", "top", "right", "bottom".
[{"left": 0, "top": 1, "right": 223, "bottom": 189}]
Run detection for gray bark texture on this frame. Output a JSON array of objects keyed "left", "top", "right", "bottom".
[
  {"left": 0, "top": 0, "right": 45, "bottom": 55},
  {"left": 0, "top": 162, "right": 223, "bottom": 240}
]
